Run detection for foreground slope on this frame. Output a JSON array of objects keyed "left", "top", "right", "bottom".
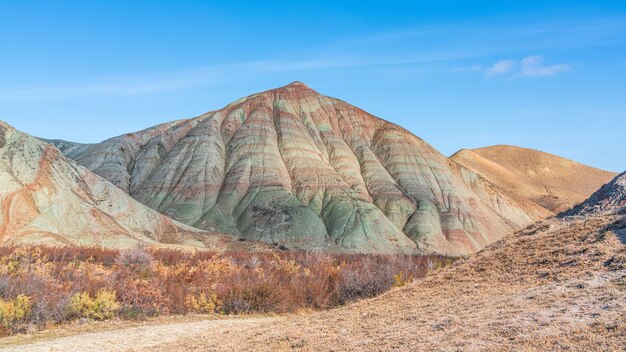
[
  {"left": 5, "top": 194, "right": 624, "bottom": 351},
  {"left": 451, "top": 145, "right": 616, "bottom": 218},
  {"left": 154, "top": 214, "right": 626, "bottom": 351},
  {"left": 0, "top": 121, "right": 261, "bottom": 250},
  {"left": 52, "top": 82, "right": 515, "bottom": 255}
]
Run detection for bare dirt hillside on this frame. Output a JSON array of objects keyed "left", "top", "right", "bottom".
[
  {"left": 451, "top": 145, "right": 616, "bottom": 217},
  {"left": 4, "top": 211, "right": 624, "bottom": 351}
]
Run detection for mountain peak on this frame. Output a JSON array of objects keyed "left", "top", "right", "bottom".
[
  {"left": 47, "top": 84, "right": 615, "bottom": 256},
  {"left": 285, "top": 81, "right": 310, "bottom": 88},
  {"left": 274, "top": 81, "right": 317, "bottom": 94}
]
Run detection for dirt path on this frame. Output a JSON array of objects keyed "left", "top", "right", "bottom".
[{"left": 0, "top": 317, "right": 274, "bottom": 352}]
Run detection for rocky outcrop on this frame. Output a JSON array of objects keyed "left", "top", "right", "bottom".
[
  {"left": 51, "top": 82, "right": 523, "bottom": 255},
  {"left": 564, "top": 171, "right": 626, "bottom": 216},
  {"left": 0, "top": 121, "right": 264, "bottom": 251}
]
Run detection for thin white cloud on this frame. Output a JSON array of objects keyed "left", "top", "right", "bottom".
[
  {"left": 484, "top": 55, "right": 571, "bottom": 78},
  {"left": 485, "top": 60, "right": 516, "bottom": 77},
  {"left": 0, "top": 54, "right": 487, "bottom": 100},
  {"left": 0, "top": 77, "right": 207, "bottom": 100},
  {"left": 518, "top": 55, "right": 571, "bottom": 77}
]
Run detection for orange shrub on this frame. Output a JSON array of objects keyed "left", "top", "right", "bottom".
[{"left": 0, "top": 246, "right": 452, "bottom": 336}]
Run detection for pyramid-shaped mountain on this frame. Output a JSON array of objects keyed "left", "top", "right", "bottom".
[{"left": 49, "top": 82, "right": 602, "bottom": 255}]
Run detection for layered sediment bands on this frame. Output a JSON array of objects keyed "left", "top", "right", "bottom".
[
  {"left": 451, "top": 163, "right": 537, "bottom": 229},
  {"left": 0, "top": 121, "right": 259, "bottom": 250},
  {"left": 51, "top": 82, "right": 535, "bottom": 255},
  {"left": 51, "top": 119, "right": 196, "bottom": 194}
]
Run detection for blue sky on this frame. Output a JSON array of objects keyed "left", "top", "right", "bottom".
[{"left": 1, "top": 1, "right": 625, "bottom": 171}]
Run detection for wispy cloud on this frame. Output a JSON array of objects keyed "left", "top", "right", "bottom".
[
  {"left": 518, "top": 55, "right": 571, "bottom": 77},
  {"left": 0, "top": 79, "right": 200, "bottom": 100},
  {"left": 485, "top": 60, "right": 516, "bottom": 77},
  {"left": 484, "top": 55, "right": 570, "bottom": 78},
  {"left": 2, "top": 16, "right": 624, "bottom": 100},
  {"left": 0, "top": 54, "right": 487, "bottom": 100}
]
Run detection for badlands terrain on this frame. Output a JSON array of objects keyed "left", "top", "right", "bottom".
[
  {"left": 0, "top": 82, "right": 623, "bottom": 351},
  {"left": 2, "top": 82, "right": 614, "bottom": 256},
  {"left": 50, "top": 81, "right": 516, "bottom": 256},
  {"left": 451, "top": 145, "right": 616, "bottom": 217}
]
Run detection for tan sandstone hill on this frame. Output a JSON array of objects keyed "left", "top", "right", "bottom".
[
  {"left": 0, "top": 121, "right": 266, "bottom": 251},
  {"left": 50, "top": 82, "right": 529, "bottom": 256},
  {"left": 450, "top": 145, "right": 617, "bottom": 220}
]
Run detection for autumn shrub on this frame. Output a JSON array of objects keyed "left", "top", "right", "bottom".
[
  {"left": 0, "top": 246, "right": 452, "bottom": 336},
  {"left": 186, "top": 292, "right": 222, "bottom": 314},
  {"left": 115, "top": 247, "right": 154, "bottom": 277},
  {"left": 0, "top": 295, "right": 31, "bottom": 332},
  {"left": 69, "top": 290, "right": 120, "bottom": 320},
  {"left": 113, "top": 277, "right": 171, "bottom": 318},
  {"left": 222, "top": 284, "right": 279, "bottom": 314}
]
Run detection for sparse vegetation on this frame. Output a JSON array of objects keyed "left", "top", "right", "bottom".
[{"left": 0, "top": 246, "right": 450, "bottom": 336}]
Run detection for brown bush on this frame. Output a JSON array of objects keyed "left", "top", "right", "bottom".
[
  {"left": 0, "top": 246, "right": 452, "bottom": 336},
  {"left": 115, "top": 247, "right": 154, "bottom": 272}
]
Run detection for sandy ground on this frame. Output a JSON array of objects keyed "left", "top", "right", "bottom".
[{"left": 1, "top": 214, "right": 625, "bottom": 351}]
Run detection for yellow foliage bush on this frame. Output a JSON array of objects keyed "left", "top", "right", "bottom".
[
  {"left": 185, "top": 293, "right": 222, "bottom": 314},
  {"left": 69, "top": 290, "right": 120, "bottom": 320},
  {"left": 0, "top": 295, "right": 31, "bottom": 330},
  {"left": 0, "top": 247, "right": 43, "bottom": 275},
  {"left": 393, "top": 272, "right": 409, "bottom": 288}
]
